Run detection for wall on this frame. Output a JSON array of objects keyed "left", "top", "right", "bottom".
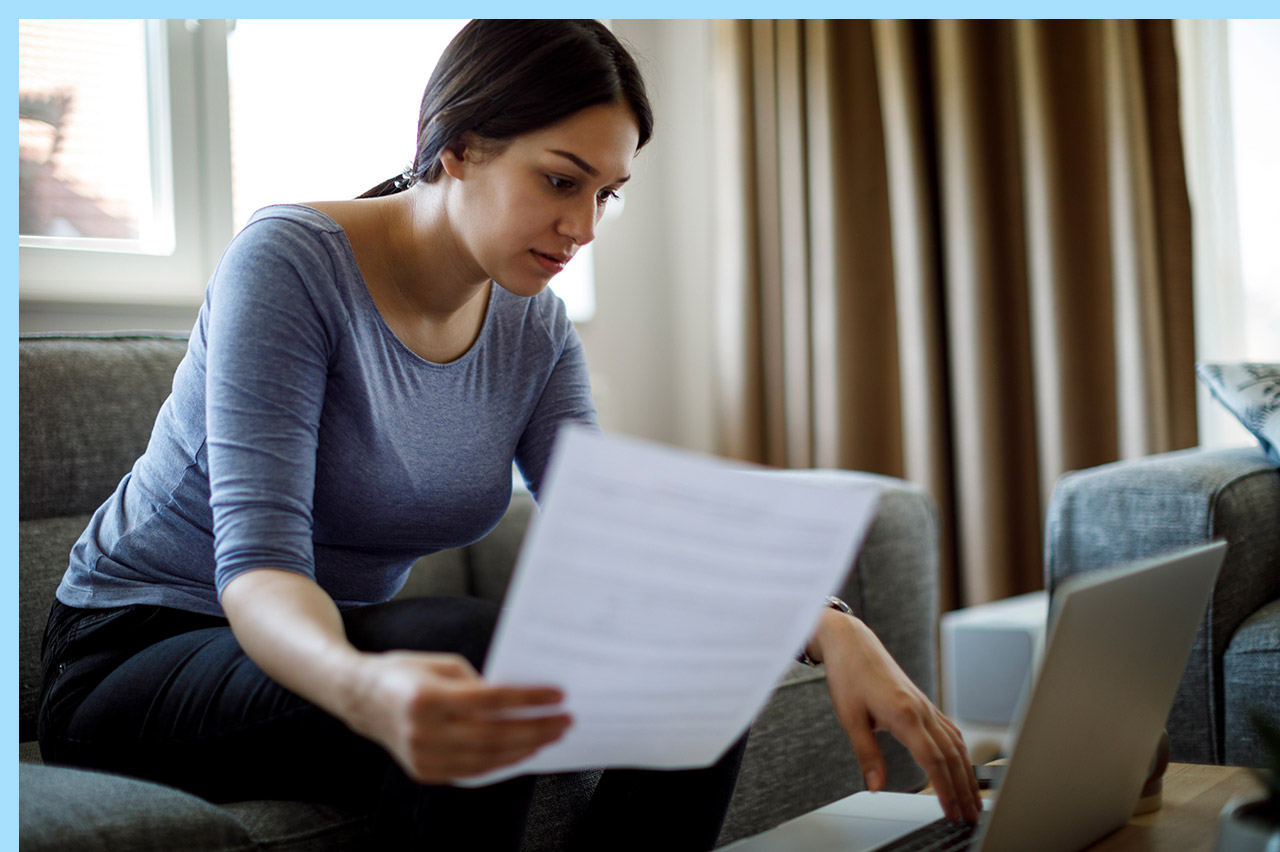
[
  {"left": 19, "top": 21, "right": 719, "bottom": 453},
  {"left": 585, "top": 20, "right": 717, "bottom": 451}
]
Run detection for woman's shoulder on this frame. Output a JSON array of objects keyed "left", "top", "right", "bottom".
[
  {"left": 219, "top": 205, "right": 354, "bottom": 275},
  {"left": 208, "top": 205, "right": 364, "bottom": 326},
  {"left": 236, "top": 204, "right": 346, "bottom": 246}
]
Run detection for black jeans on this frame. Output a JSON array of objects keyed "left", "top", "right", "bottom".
[{"left": 39, "top": 596, "right": 746, "bottom": 851}]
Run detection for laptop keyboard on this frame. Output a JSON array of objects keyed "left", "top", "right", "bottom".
[{"left": 874, "top": 817, "right": 978, "bottom": 852}]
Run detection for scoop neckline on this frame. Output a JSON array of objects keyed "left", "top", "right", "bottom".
[{"left": 279, "top": 203, "right": 496, "bottom": 369}]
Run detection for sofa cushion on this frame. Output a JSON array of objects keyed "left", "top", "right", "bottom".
[
  {"left": 221, "top": 800, "right": 374, "bottom": 852},
  {"left": 1196, "top": 362, "right": 1280, "bottom": 465},
  {"left": 19, "top": 514, "right": 95, "bottom": 740},
  {"left": 1223, "top": 597, "right": 1280, "bottom": 767},
  {"left": 20, "top": 763, "right": 258, "bottom": 852},
  {"left": 20, "top": 763, "right": 377, "bottom": 852},
  {"left": 19, "top": 334, "right": 189, "bottom": 521}
]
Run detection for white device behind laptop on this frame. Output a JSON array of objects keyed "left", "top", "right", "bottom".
[{"left": 723, "top": 540, "right": 1227, "bottom": 852}]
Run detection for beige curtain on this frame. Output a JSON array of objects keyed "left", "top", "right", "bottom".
[{"left": 711, "top": 20, "right": 1197, "bottom": 610}]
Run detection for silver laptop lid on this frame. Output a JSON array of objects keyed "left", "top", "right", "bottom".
[{"left": 975, "top": 541, "right": 1226, "bottom": 852}]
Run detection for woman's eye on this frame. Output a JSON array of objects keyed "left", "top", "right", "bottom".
[
  {"left": 548, "top": 176, "right": 574, "bottom": 192},
  {"left": 597, "top": 189, "right": 620, "bottom": 205}
]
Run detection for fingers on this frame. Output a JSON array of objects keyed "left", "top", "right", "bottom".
[
  {"left": 415, "top": 653, "right": 566, "bottom": 715},
  {"left": 449, "top": 712, "right": 574, "bottom": 752},
  {"left": 845, "top": 698, "right": 977, "bottom": 822},
  {"left": 449, "top": 683, "right": 567, "bottom": 715},
  {"left": 934, "top": 714, "right": 980, "bottom": 823},
  {"left": 349, "top": 652, "right": 574, "bottom": 784},
  {"left": 898, "top": 710, "right": 980, "bottom": 823},
  {"left": 844, "top": 714, "right": 888, "bottom": 792},
  {"left": 396, "top": 706, "right": 573, "bottom": 783},
  {"left": 817, "top": 618, "right": 980, "bottom": 823},
  {"left": 410, "top": 681, "right": 571, "bottom": 778},
  {"left": 408, "top": 712, "right": 574, "bottom": 782}
]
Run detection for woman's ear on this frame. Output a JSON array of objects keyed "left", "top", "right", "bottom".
[
  {"left": 439, "top": 141, "right": 468, "bottom": 180},
  {"left": 439, "top": 133, "right": 478, "bottom": 180}
]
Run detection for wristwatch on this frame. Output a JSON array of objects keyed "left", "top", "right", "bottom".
[{"left": 797, "top": 595, "right": 855, "bottom": 667}]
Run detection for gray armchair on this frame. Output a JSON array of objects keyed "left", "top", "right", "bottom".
[
  {"left": 1044, "top": 446, "right": 1280, "bottom": 768},
  {"left": 20, "top": 332, "right": 942, "bottom": 850}
]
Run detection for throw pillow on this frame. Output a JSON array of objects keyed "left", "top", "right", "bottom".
[{"left": 1195, "top": 362, "right": 1280, "bottom": 465}]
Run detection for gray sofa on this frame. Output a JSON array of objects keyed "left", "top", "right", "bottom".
[
  {"left": 1044, "top": 445, "right": 1280, "bottom": 768},
  {"left": 19, "top": 332, "right": 942, "bottom": 850}
]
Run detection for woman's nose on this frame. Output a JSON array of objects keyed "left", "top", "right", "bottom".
[{"left": 559, "top": 198, "right": 598, "bottom": 246}]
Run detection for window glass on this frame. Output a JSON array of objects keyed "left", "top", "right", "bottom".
[
  {"left": 1228, "top": 19, "right": 1280, "bottom": 359},
  {"left": 18, "top": 19, "right": 169, "bottom": 251}
]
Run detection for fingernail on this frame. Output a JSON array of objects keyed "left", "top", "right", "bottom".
[{"left": 864, "top": 769, "right": 882, "bottom": 791}]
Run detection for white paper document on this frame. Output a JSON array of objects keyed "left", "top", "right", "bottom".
[{"left": 460, "top": 426, "right": 881, "bottom": 786}]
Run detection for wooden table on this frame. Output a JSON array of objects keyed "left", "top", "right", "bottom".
[
  {"left": 921, "top": 762, "right": 1260, "bottom": 851},
  {"left": 1083, "top": 763, "right": 1261, "bottom": 852},
  {"left": 726, "top": 763, "right": 1263, "bottom": 851}
]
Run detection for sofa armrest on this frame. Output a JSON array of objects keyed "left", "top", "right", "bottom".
[
  {"left": 1044, "top": 445, "right": 1280, "bottom": 764},
  {"left": 767, "top": 470, "right": 940, "bottom": 703}
]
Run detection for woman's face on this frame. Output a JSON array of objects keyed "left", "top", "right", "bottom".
[{"left": 444, "top": 101, "right": 640, "bottom": 298}]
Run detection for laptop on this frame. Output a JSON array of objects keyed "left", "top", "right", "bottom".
[{"left": 722, "top": 540, "right": 1227, "bottom": 852}]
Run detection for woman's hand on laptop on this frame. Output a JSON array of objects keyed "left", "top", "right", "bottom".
[{"left": 804, "top": 610, "right": 983, "bottom": 824}]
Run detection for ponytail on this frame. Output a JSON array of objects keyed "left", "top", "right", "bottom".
[{"left": 355, "top": 20, "right": 651, "bottom": 201}]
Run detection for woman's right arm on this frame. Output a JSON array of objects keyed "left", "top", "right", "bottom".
[{"left": 221, "top": 568, "right": 571, "bottom": 783}]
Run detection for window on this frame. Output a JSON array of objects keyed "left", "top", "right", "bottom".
[
  {"left": 1175, "top": 19, "right": 1280, "bottom": 447},
  {"left": 18, "top": 19, "right": 233, "bottom": 306},
  {"left": 19, "top": 20, "right": 163, "bottom": 249}
]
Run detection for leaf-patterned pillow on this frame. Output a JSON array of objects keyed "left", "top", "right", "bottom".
[{"left": 1195, "top": 363, "right": 1280, "bottom": 465}]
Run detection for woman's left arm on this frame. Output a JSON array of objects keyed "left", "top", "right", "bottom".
[
  {"left": 513, "top": 296, "right": 598, "bottom": 500},
  {"left": 803, "top": 609, "right": 983, "bottom": 824}
]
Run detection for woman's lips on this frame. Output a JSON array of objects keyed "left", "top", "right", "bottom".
[{"left": 531, "top": 250, "right": 570, "bottom": 275}]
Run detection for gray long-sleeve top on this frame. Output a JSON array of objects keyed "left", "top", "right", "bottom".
[{"left": 57, "top": 205, "right": 597, "bottom": 616}]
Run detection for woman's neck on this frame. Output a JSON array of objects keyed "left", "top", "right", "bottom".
[
  {"left": 305, "top": 187, "right": 493, "bottom": 364},
  {"left": 361, "top": 185, "right": 490, "bottom": 320}
]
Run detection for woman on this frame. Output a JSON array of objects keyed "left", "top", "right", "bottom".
[{"left": 38, "top": 19, "right": 979, "bottom": 851}]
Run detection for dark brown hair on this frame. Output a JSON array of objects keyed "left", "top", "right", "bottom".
[{"left": 361, "top": 20, "right": 652, "bottom": 198}]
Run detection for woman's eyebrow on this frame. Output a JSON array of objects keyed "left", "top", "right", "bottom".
[{"left": 549, "top": 149, "right": 630, "bottom": 184}]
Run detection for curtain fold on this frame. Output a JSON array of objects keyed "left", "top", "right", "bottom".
[{"left": 712, "top": 20, "right": 1197, "bottom": 609}]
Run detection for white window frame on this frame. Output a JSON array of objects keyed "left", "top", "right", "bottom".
[{"left": 18, "top": 19, "right": 234, "bottom": 307}]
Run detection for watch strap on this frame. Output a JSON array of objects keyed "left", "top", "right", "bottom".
[{"left": 797, "top": 595, "right": 854, "bottom": 667}]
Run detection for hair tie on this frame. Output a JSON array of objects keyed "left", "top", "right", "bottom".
[{"left": 392, "top": 165, "right": 417, "bottom": 191}]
